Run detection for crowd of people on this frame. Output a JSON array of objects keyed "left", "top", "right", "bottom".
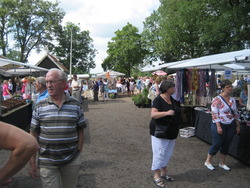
[{"left": 0, "top": 71, "right": 249, "bottom": 188}]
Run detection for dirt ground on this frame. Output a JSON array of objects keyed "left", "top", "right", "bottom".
[{"left": 1, "top": 95, "right": 250, "bottom": 188}]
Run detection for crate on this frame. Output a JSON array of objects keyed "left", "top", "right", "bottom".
[{"left": 179, "top": 127, "right": 195, "bottom": 138}]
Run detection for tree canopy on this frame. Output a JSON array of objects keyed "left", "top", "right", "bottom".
[
  {"left": 142, "top": 0, "right": 250, "bottom": 63},
  {"left": 48, "top": 22, "right": 97, "bottom": 74},
  {"left": 0, "top": 0, "right": 96, "bottom": 74},
  {"left": 102, "top": 23, "right": 148, "bottom": 77},
  {"left": 0, "top": 0, "right": 65, "bottom": 62}
]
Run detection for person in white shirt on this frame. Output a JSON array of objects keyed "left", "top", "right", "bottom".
[{"left": 71, "top": 74, "right": 82, "bottom": 103}]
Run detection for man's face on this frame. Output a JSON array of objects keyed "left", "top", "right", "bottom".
[
  {"left": 35, "top": 82, "right": 41, "bottom": 92},
  {"left": 45, "top": 71, "right": 65, "bottom": 96}
]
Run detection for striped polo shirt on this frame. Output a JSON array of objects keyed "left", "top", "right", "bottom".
[{"left": 30, "top": 93, "right": 86, "bottom": 167}]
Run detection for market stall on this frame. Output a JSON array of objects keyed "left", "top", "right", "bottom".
[
  {"left": 194, "top": 108, "right": 250, "bottom": 166},
  {"left": 0, "top": 99, "right": 32, "bottom": 130},
  {"left": 164, "top": 49, "right": 250, "bottom": 165},
  {"left": 0, "top": 58, "right": 48, "bottom": 129}
]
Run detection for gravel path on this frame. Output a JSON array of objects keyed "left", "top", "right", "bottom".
[{"left": 1, "top": 96, "right": 249, "bottom": 188}]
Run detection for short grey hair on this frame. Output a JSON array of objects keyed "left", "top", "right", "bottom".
[
  {"left": 160, "top": 80, "right": 174, "bottom": 94},
  {"left": 47, "top": 68, "right": 67, "bottom": 81},
  {"left": 36, "top": 76, "right": 46, "bottom": 86}
]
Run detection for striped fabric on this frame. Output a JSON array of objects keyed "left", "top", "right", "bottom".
[{"left": 30, "top": 94, "right": 86, "bottom": 167}]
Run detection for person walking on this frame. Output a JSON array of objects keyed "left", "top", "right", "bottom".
[
  {"left": 92, "top": 80, "right": 99, "bottom": 102},
  {"left": 204, "top": 79, "right": 240, "bottom": 171},
  {"left": 29, "top": 68, "right": 87, "bottom": 188},
  {"left": 149, "top": 80, "right": 181, "bottom": 188},
  {"left": 71, "top": 74, "right": 82, "bottom": 103},
  {"left": 103, "top": 79, "right": 109, "bottom": 101}
]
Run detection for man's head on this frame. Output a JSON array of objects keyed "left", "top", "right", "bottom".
[
  {"left": 45, "top": 68, "right": 67, "bottom": 97},
  {"left": 35, "top": 76, "right": 46, "bottom": 93}
]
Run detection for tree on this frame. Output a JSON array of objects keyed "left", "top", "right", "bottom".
[
  {"left": 102, "top": 23, "right": 148, "bottom": 77},
  {"left": 48, "top": 22, "right": 97, "bottom": 74},
  {"left": 0, "top": 0, "right": 15, "bottom": 57},
  {"left": 142, "top": 0, "right": 250, "bottom": 63},
  {"left": 0, "top": 0, "right": 65, "bottom": 62},
  {"left": 141, "top": 10, "right": 162, "bottom": 63}
]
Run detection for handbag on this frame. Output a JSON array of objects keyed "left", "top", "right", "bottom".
[
  {"left": 148, "top": 89, "right": 157, "bottom": 101},
  {"left": 154, "top": 119, "right": 173, "bottom": 138}
]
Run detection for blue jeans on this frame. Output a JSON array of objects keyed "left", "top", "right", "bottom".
[{"left": 208, "top": 122, "right": 236, "bottom": 155}]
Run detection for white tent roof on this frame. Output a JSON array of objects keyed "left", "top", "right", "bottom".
[
  {"left": 96, "top": 70, "right": 125, "bottom": 77},
  {"left": 168, "top": 49, "right": 250, "bottom": 70},
  {"left": 0, "top": 58, "right": 48, "bottom": 76}
]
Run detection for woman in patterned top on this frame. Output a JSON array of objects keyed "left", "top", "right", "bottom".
[{"left": 204, "top": 79, "right": 240, "bottom": 171}]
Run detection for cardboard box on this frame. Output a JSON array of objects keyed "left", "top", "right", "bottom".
[{"left": 180, "top": 127, "right": 195, "bottom": 138}]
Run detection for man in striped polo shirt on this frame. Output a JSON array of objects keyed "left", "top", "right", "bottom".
[{"left": 29, "top": 68, "right": 87, "bottom": 188}]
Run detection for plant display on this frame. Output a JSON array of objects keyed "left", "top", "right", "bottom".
[{"left": 132, "top": 88, "right": 151, "bottom": 108}]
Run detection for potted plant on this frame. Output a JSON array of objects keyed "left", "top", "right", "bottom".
[{"left": 132, "top": 88, "right": 151, "bottom": 108}]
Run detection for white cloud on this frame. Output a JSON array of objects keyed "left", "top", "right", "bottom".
[{"left": 29, "top": 0, "right": 160, "bottom": 74}]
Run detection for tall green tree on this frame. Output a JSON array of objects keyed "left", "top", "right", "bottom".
[
  {"left": 0, "top": 0, "right": 65, "bottom": 62},
  {"left": 48, "top": 22, "right": 97, "bottom": 74},
  {"left": 0, "top": 0, "right": 15, "bottom": 57},
  {"left": 102, "top": 23, "right": 148, "bottom": 77},
  {"left": 142, "top": 0, "right": 250, "bottom": 63}
]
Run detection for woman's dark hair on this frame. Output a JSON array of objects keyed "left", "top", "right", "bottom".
[
  {"left": 220, "top": 79, "right": 232, "bottom": 89},
  {"left": 160, "top": 80, "right": 174, "bottom": 94}
]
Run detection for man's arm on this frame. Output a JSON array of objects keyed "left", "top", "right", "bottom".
[
  {"left": 77, "top": 127, "right": 84, "bottom": 152},
  {"left": 0, "top": 122, "right": 39, "bottom": 186}
]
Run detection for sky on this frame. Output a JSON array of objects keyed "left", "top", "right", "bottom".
[{"left": 28, "top": 0, "right": 160, "bottom": 74}]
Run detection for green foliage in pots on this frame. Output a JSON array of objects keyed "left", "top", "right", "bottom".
[{"left": 132, "top": 88, "right": 151, "bottom": 108}]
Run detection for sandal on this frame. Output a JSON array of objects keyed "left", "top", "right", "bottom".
[
  {"left": 161, "top": 174, "right": 175, "bottom": 182},
  {"left": 154, "top": 178, "right": 165, "bottom": 188}
]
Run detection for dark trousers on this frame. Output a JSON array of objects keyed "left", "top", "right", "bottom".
[
  {"left": 93, "top": 90, "right": 98, "bottom": 101},
  {"left": 208, "top": 122, "right": 236, "bottom": 155}
]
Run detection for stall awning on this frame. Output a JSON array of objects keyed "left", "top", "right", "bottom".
[
  {"left": 0, "top": 58, "right": 48, "bottom": 76},
  {"left": 168, "top": 49, "right": 250, "bottom": 70}
]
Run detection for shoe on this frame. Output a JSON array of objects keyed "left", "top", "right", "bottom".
[
  {"left": 219, "top": 164, "right": 231, "bottom": 171},
  {"left": 161, "top": 174, "right": 175, "bottom": 181},
  {"left": 154, "top": 178, "right": 165, "bottom": 188},
  {"left": 204, "top": 162, "right": 215, "bottom": 170}
]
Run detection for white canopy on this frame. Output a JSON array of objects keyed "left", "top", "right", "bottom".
[
  {"left": 141, "top": 49, "right": 250, "bottom": 72},
  {"left": 96, "top": 70, "right": 125, "bottom": 77},
  {"left": 0, "top": 58, "right": 48, "bottom": 76},
  {"left": 168, "top": 49, "right": 250, "bottom": 70}
]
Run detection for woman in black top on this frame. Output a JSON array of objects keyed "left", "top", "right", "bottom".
[{"left": 149, "top": 80, "right": 181, "bottom": 188}]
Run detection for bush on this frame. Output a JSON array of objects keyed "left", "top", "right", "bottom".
[{"left": 132, "top": 88, "right": 151, "bottom": 108}]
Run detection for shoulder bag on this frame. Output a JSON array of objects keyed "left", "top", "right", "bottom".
[
  {"left": 154, "top": 119, "right": 173, "bottom": 138},
  {"left": 154, "top": 98, "right": 175, "bottom": 138}
]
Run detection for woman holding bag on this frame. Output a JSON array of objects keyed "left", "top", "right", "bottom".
[
  {"left": 149, "top": 80, "right": 181, "bottom": 188},
  {"left": 204, "top": 79, "right": 240, "bottom": 171}
]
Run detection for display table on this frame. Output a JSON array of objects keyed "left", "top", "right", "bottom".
[
  {"left": 0, "top": 102, "right": 32, "bottom": 130},
  {"left": 194, "top": 110, "right": 250, "bottom": 166},
  {"left": 108, "top": 89, "right": 118, "bottom": 98},
  {"left": 180, "top": 105, "right": 195, "bottom": 128}
]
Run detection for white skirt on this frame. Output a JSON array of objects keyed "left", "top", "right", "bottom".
[{"left": 151, "top": 136, "right": 176, "bottom": 171}]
